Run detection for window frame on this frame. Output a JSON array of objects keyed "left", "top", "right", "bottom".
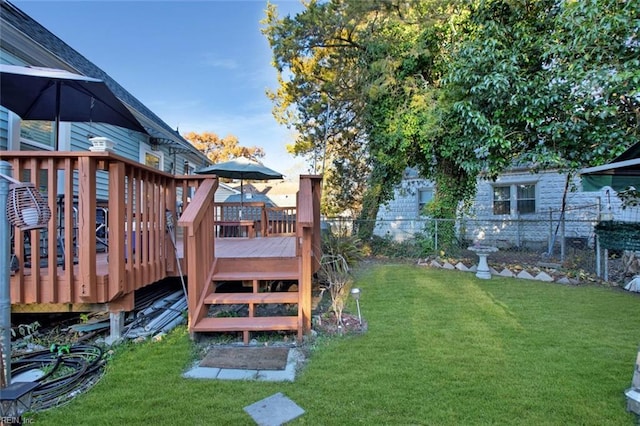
[
  {"left": 417, "top": 187, "right": 434, "bottom": 215},
  {"left": 492, "top": 182, "right": 537, "bottom": 216},
  {"left": 139, "top": 143, "right": 164, "bottom": 171}
]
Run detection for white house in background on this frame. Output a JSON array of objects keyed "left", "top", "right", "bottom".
[
  {"left": 238, "top": 180, "right": 299, "bottom": 207},
  {"left": 375, "top": 166, "right": 636, "bottom": 249}
]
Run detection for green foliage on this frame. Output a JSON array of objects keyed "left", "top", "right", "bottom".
[
  {"left": 12, "top": 321, "right": 40, "bottom": 339},
  {"left": 320, "top": 228, "right": 364, "bottom": 323},
  {"left": 321, "top": 228, "right": 363, "bottom": 267},
  {"left": 617, "top": 186, "right": 640, "bottom": 209},
  {"left": 265, "top": 0, "right": 639, "bottom": 225},
  {"left": 367, "top": 233, "right": 434, "bottom": 259}
]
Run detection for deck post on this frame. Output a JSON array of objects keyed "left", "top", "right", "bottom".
[
  {"left": 301, "top": 226, "right": 313, "bottom": 334},
  {"left": 106, "top": 311, "right": 125, "bottom": 345},
  {"left": 78, "top": 156, "right": 97, "bottom": 299}
]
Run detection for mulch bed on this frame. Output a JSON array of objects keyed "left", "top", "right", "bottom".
[{"left": 199, "top": 346, "right": 290, "bottom": 370}]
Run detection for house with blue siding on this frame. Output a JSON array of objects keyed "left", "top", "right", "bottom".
[{"left": 0, "top": 0, "right": 211, "bottom": 189}]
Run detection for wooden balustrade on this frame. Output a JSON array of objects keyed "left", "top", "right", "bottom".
[
  {"left": 295, "top": 175, "right": 323, "bottom": 333},
  {"left": 177, "top": 178, "right": 218, "bottom": 329},
  {"left": 213, "top": 202, "right": 297, "bottom": 237},
  {"left": 0, "top": 151, "right": 210, "bottom": 309}
]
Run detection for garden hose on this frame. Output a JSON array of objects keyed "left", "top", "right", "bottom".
[{"left": 10, "top": 343, "right": 106, "bottom": 411}]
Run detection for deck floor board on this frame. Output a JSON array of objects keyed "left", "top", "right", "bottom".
[{"left": 215, "top": 236, "right": 296, "bottom": 258}]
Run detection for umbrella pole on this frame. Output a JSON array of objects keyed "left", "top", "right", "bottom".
[
  {"left": 54, "top": 82, "right": 61, "bottom": 151},
  {"left": 240, "top": 179, "right": 243, "bottom": 219}
]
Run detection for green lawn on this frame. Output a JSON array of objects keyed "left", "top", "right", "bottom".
[{"left": 32, "top": 265, "right": 640, "bottom": 425}]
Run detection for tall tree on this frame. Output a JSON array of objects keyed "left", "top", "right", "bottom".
[
  {"left": 183, "top": 131, "right": 265, "bottom": 163},
  {"left": 264, "top": 0, "right": 639, "bottom": 239},
  {"left": 263, "top": 0, "right": 374, "bottom": 216}
]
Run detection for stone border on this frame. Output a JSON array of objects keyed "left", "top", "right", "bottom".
[{"left": 417, "top": 257, "right": 582, "bottom": 285}]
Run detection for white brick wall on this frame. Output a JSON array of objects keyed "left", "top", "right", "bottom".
[{"left": 375, "top": 168, "right": 640, "bottom": 245}]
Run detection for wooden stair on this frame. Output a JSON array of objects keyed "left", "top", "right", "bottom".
[{"left": 192, "top": 256, "right": 301, "bottom": 343}]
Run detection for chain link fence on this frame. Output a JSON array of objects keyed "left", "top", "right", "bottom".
[{"left": 323, "top": 204, "right": 631, "bottom": 285}]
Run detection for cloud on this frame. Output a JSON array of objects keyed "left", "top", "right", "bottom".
[{"left": 201, "top": 53, "right": 238, "bottom": 70}]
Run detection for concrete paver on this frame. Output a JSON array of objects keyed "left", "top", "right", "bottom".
[
  {"left": 182, "top": 347, "right": 303, "bottom": 382},
  {"left": 243, "top": 392, "right": 305, "bottom": 426}
]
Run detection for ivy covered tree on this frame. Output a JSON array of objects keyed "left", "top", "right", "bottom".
[{"left": 263, "top": 0, "right": 639, "bottom": 239}]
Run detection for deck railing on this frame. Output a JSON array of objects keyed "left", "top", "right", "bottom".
[
  {"left": 295, "top": 175, "right": 323, "bottom": 333},
  {"left": 213, "top": 202, "right": 297, "bottom": 237},
  {"left": 177, "top": 178, "right": 218, "bottom": 329},
  {"left": 0, "top": 151, "right": 210, "bottom": 309}
]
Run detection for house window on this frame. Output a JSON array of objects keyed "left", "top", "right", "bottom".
[
  {"left": 145, "top": 152, "right": 162, "bottom": 170},
  {"left": 516, "top": 184, "right": 536, "bottom": 214},
  {"left": 493, "top": 186, "right": 511, "bottom": 215},
  {"left": 418, "top": 188, "right": 434, "bottom": 214},
  {"left": 493, "top": 183, "right": 536, "bottom": 215},
  {"left": 20, "top": 120, "right": 54, "bottom": 150},
  {"left": 140, "top": 143, "right": 163, "bottom": 171}
]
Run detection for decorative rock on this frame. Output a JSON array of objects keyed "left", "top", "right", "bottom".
[
  {"left": 556, "top": 277, "right": 573, "bottom": 284},
  {"left": 430, "top": 260, "right": 442, "bottom": 268},
  {"left": 498, "top": 269, "right": 514, "bottom": 277},
  {"left": 534, "top": 271, "right": 554, "bottom": 282},
  {"left": 442, "top": 262, "right": 455, "bottom": 270},
  {"left": 455, "top": 262, "right": 469, "bottom": 271},
  {"left": 516, "top": 270, "right": 535, "bottom": 280}
]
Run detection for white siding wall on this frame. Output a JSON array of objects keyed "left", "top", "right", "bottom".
[
  {"left": 376, "top": 169, "right": 639, "bottom": 246},
  {"left": 374, "top": 177, "right": 434, "bottom": 241}
]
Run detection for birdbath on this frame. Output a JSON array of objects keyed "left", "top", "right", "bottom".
[{"left": 468, "top": 245, "right": 498, "bottom": 279}]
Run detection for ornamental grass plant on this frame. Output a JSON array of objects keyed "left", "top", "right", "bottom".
[{"left": 32, "top": 264, "right": 640, "bottom": 425}]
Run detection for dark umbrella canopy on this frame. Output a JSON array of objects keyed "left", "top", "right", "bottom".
[
  {"left": 196, "top": 156, "right": 284, "bottom": 180},
  {"left": 0, "top": 64, "right": 147, "bottom": 149},
  {"left": 196, "top": 157, "right": 284, "bottom": 217}
]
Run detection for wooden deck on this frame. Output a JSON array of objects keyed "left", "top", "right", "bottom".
[
  {"left": 0, "top": 150, "right": 322, "bottom": 342},
  {"left": 215, "top": 236, "right": 295, "bottom": 258}
]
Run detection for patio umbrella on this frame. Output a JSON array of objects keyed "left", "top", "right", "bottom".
[
  {"left": 196, "top": 156, "right": 284, "bottom": 217},
  {"left": 0, "top": 64, "right": 147, "bottom": 150}
]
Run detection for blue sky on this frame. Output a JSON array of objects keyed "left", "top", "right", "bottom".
[{"left": 13, "top": 0, "right": 306, "bottom": 178}]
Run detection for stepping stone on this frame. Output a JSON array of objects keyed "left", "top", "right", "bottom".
[{"left": 244, "top": 392, "right": 305, "bottom": 426}]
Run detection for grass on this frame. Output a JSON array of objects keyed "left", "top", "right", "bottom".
[{"left": 30, "top": 264, "right": 640, "bottom": 425}]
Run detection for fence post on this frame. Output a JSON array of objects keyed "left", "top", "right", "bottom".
[
  {"left": 434, "top": 219, "right": 438, "bottom": 252},
  {"left": 560, "top": 212, "right": 566, "bottom": 262},
  {"left": 548, "top": 208, "right": 553, "bottom": 255},
  {"left": 596, "top": 236, "right": 602, "bottom": 277},
  {"left": 604, "top": 248, "right": 609, "bottom": 281}
]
